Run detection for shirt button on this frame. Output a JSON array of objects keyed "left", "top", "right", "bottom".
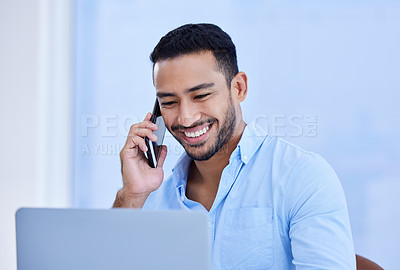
[{"left": 243, "top": 155, "right": 248, "bottom": 162}]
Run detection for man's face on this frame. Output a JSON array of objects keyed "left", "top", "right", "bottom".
[{"left": 153, "top": 52, "right": 237, "bottom": 161}]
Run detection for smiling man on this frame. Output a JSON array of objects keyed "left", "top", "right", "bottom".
[{"left": 113, "top": 23, "right": 356, "bottom": 269}]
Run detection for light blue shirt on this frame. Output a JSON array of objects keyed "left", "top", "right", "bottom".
[{"left": 143, "top": 121, "right": 356, "bottom": 269}]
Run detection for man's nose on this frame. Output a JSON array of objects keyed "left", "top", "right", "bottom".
[{"left": 177, "top": 102, "right": 201, "bottom": 127}]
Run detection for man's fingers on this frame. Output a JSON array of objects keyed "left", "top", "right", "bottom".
[
  {"left": 129, "top": 128, "right": 158, "bottom": 142},
  {"left": 133, "top": 135, "right": 148, "bottom": 152},
  {"left": 144, "top": 112, "right": 152, "bottom": 122},
  {"left": 130, "top": 121, "right": 158, "bottom": 132},
  {"left": 123, "top": 134, "right": 148, "bottom": 152},
  {"left": 156, "top": 145, "right": 168, "bottom": 168}
]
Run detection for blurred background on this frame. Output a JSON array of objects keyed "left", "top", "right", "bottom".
[{"left": 1, "top": 0, "right": 399, "bottom": 269}]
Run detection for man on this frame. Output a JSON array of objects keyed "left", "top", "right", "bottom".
[{"left": 113, "top": 23, "right": 356, "bottom": 269}]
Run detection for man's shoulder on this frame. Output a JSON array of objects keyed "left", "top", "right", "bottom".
[
  {"left": 246, "top": 121, "right": 317, "bottom": 165},
  {"left": 254, "top": 135, "right": 339, "bottom": 188},
  {"left": 258, "top": 135, "right": 318, "bottom": 167},
  {"left": 273, "top": 137, "right": 334, "bottom": 176},
  {"left": 273, "top": 136, "right": 315, "bottom": 156},
  {"left": 265, "top": 137, "right": 342, "bottom": 198}
]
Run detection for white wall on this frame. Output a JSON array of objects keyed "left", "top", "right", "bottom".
[{"left": 0, "top": 0, "right": 72, "bottom": 269}]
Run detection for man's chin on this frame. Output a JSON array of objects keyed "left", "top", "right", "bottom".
[
  {"left": 185, "top": 146, "right": 215, "bottom": 161},
  {"left": 187, "top": 152, "right": 214, "bottom": 161},
  {"left": 173, "top": 133, "right": 216, "bottom": 160},
  {"left": 184, "top": 141, "right": 207, "bottom": 148}
]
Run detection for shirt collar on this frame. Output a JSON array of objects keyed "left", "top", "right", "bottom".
[
  {"left": 171, "top": 152, "right": 192, "bottom": 189},
  {"left": 237, "top": 121, "right": 268, "bottom": 164}
]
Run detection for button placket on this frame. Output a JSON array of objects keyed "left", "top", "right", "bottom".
[{"left": 209, "top": 212, "right": 216, "bottom": 251}]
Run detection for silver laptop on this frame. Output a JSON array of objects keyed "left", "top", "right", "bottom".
[{"left": 16, "top": 208, "right": 210, "bottom": 270}]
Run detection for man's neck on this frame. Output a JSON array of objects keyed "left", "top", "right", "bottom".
[{"left": 191, "top": 120, "right": 246, "bottom": 185}]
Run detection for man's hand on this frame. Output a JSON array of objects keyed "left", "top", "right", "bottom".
[{"left": 113, "top": 112, "right": 167, "bottom": 208}]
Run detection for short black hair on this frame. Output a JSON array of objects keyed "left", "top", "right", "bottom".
[{"left": 150, "top": 23, "right": 239, "bottom": 87}]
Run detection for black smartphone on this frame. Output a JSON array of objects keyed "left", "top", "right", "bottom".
[{"left": 145, "top": 99, "right": 166, "bottom": 168}]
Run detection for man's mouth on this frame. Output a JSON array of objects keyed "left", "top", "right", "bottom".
[
  {"left": 184, "top": 125, "right": 210, "bottom": 138},
  {"left": 179, "top": 122, "right": 213, "bottom": 144}
]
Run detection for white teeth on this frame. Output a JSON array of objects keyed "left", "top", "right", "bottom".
[{"left": 184, "top": 126, "right": 209, "bottom": 138}]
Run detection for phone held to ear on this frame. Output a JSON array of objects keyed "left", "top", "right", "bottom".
[{"left": 145, "top": 99, "right": 166, "bottom": 168}]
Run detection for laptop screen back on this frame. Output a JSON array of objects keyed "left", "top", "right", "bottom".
[{"left": 16, "top": 208, "right": 210, "bottom": 270}]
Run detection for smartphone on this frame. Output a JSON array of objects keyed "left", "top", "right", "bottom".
[{"left": 145, "top": 99, "right": 166, "bottom": 168}]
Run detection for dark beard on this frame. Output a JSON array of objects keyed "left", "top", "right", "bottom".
[{"left": 170, "top": 100, "right": 237, "bottom": 161}]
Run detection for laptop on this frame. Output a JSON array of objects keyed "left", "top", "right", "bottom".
[{"left": 16, "top": 208, "right": 210, "bottom": 270}]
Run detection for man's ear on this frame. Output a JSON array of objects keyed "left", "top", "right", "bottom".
[{"left": 230, "top": 72, "right": 248, "bottom": 102}]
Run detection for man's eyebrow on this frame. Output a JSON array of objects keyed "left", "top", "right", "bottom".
[
  {"left": 185, "top": 83, "right": 215, "bottom": 94},
  {"left": 156, "top": 92, "right": 176, "bottom": 98},
  {"left": 156, "top": 83, "right": 215, "bottom": 98}
]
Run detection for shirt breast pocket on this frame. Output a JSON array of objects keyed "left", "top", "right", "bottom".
[{"left": 221, "top": 207, "right": 274, "bottom": 270}]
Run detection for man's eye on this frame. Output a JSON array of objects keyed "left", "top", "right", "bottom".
[
  {"left": 194, "top": 93, "right": 210, "bottom": 100},
  {"left": 161, "top": 101, "right": 176, "bottom": 106}
]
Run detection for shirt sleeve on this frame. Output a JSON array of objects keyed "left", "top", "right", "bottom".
[{"left": 285, "top": 155, "right": 356, "bottom": 270}]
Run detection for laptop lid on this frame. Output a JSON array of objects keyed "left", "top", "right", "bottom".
[{"left": 16, "top": 208, "right": 210, "bottom": 270}]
